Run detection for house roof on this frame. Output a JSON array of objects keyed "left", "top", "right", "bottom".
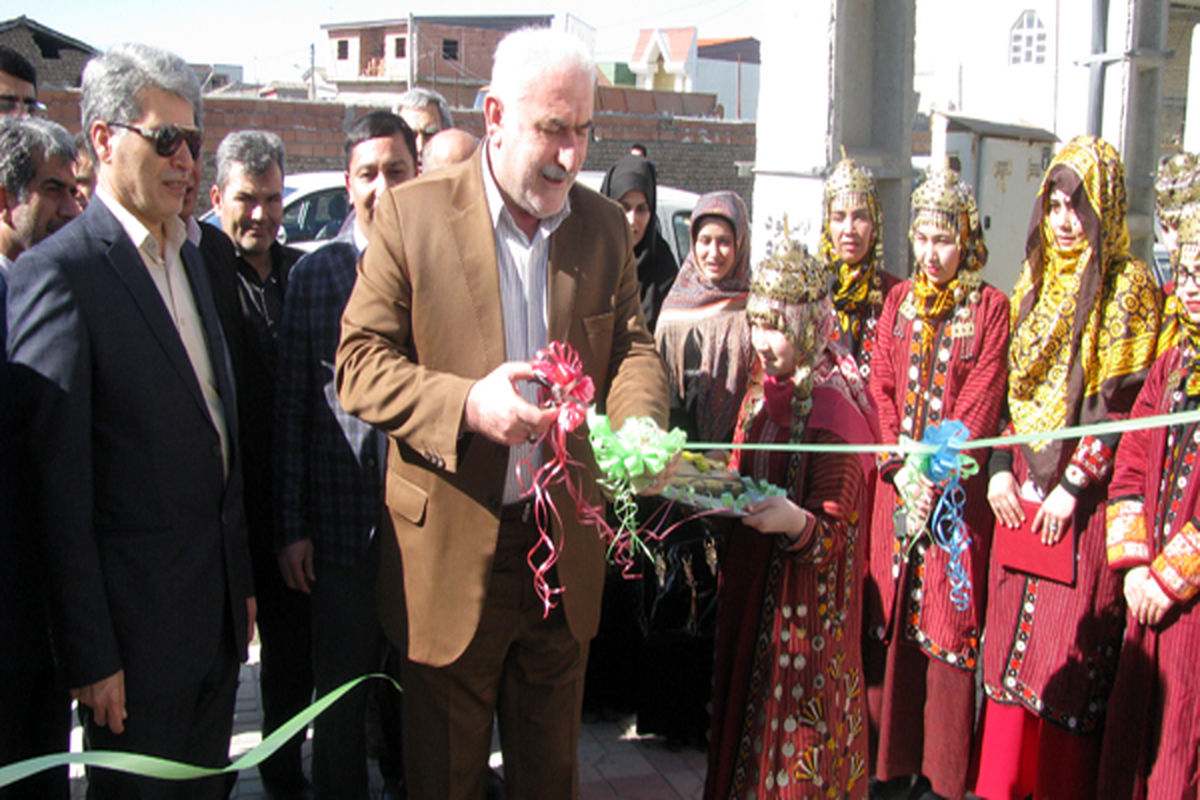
[
  {"left": 0, "top": 15, "right": 98, "bottom": 57},
  {"left": 321, "top": 15, "right": 551, "bottom": 32},
  {"left": 631, "top": 27, "right": 696, "bottom": 66},
  {"left": 697, "top": 36, "right": 760, "bottom": 64},
  {"left": 941, "top": 111, "right": 1057, "bottom": 143}
]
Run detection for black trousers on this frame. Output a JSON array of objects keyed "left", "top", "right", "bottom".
[
  {"left": 81, "top": 636, "right": 239, "bottom": 799},
  {"left": 0, "top": 665, "right": 70, "bottom": 799},
  {"left": 252, "top": 549, "right": 313, "bottom": 789},
  {"left": 311, "top": 538, "right": 402, "bottom": 800}
]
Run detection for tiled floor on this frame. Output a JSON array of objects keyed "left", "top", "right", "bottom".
[{"left": 66, "top": 644, "right": 708, "bottom": 799}]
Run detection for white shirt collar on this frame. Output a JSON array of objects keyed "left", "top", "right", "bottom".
[
  {"left": 480, "top": 141, "right": 571, "bottom": 244},
  {"left": 96, "top": 187, "right": 188, "bottom": 263}
]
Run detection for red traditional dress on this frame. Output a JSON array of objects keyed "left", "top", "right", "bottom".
[
  {"left": 1099, "top": 345, "right": 1200, "bottom": 799},
  {"left": 705, "top": 238, "right": 878, "bottom": 800},
  {"left": 865, "top": 273, "right": 1008, "bottom": 799},
  {"left": 975, "top": 136, "right": 1163, "bottom": 800}
]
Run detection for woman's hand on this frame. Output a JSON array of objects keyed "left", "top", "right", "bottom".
[
  {"left": 1032, "top": 486, "right": 1076, "bottom": 546},
  {"left": 987, "top": 470, "right": 1025, "bottom": 529},
  {"left": 895, "top": 463, "right": 936, "bottom": 521},
  {"left": 1123, "top": 565, "right": 1150, "bottom": 611},
  {"left": 744, "top": 495, "right": 812, "bottom": 546},
  {"left": 1137, "top": 573, "right": 1174, "bottom": 627}
]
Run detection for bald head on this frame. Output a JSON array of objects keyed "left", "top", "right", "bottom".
[{"left": 421, "top": 128, "right": 478, "bottom": 173}]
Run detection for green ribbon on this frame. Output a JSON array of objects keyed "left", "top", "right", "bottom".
[
  {"left": 685, "top": 408, "right": 1200, "bottom": 455},
  {"left": 0, "top": 673, "right": 400, "bottom": 788}
]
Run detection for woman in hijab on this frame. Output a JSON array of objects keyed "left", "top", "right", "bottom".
[
  {"left": 600, "top": 154, "right": 679, "bottom": 332},
  {"left": 705, "top": 231, "right": 877, "bottom": 800},
  {"left": 975, "top": 135, "right": 1163, "bottom": 800},
  {"left": 820, "top": 158, "right": 900, "bottom": 379},
  {"left": 1097, "top": 208, "right": 1200, "bottom": 800},
  {"left": 865, "top": 170, "right": 1008, "bottom": 800},
  {"left": 619, "top": 191, "right": 756, "bottom": 744}
]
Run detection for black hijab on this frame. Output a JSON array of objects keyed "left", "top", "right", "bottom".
[{"left": 600, "top": 155, "right": 679, "bottom": 332}]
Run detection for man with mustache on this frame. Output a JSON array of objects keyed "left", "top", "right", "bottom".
[
  {"left": 336, "top": 27, "right": 670, "bottom": 799},
  {"left": 5, "top": 43, "right": 254, "bottom": 799}
]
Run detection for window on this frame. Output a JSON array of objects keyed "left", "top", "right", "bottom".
[
  {"left": 336, "top": 40, "right": 349, "bottom": 60},
  {"left": 394, "top": 37, "right": 406, "bottom": 58},
  {"left": 442, "top": 38, "right": 459, "bottom": 61},
  {"left": 1010, "top": 10, "right": 1047, "bottom": 65}
]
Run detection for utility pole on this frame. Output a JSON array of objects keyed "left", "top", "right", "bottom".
[{"left": 309, "top": 43, "right": 315, "bottom": 100}]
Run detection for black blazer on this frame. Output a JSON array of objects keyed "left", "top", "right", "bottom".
[
  {"left": 5, "top": 199, "right": 253, "bottom": 695},
  {"left": 199, "top": 226, "right": 300, "bottom": 563}
]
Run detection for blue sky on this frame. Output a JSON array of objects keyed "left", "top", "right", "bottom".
[{"left": 28, "top": 0, "right": 760, "bottom": 84}]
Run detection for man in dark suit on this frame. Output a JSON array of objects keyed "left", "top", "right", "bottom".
[
  {"left": 276, "top": 110, "right": 415, "bottom": 800},
  {"left": 336, "top": 28, "right": 670, "bottom": 799},
  {"left": 0, "top": 114, "right": 79, "bottom": 799},
  {"left": 204, "top": 130, "right": 310, "bottom": 800},
  {"left": 5, "top": 43, "right": 254, "bottom": 799}
]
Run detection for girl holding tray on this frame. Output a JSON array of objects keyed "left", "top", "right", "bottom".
[
  {"left": 975, "top": 136, "right": 1163, "bottom": 800},
  {"left": 705, "top": 230, "right": 878, "bottom": 800},
  {"left": 1098, "top": 209, "right": 1200, "bottom": 799},
  {"left": 864, "top": 169, "right": 1008, "bottom": 800}
]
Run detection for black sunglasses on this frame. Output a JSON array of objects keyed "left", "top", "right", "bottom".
[
  {"left": 0, "top": 94, "right": 47, "bottom": 115},
  {"left": 108, "top": 121, "right": 203, "bottom": 159}
]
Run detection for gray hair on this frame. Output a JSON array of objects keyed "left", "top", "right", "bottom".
[
  {"left": 395, "top": 87, "right": 453, "bottom": 129},
  {"left": 0, "top": 116, "right": 77, "bottom": 199},
  {"left": 489, "top": 28, "right": 595, "bottom": 107},
  {"left": 80, "top": 43, "right": 202, "bottom": 160},
  {"left": 215, "top": 130, "right": 285, "bottom": 188}
]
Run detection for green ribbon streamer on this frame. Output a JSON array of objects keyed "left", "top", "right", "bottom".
[
  {"left": 0, "top": 673, "right": 400, "bottom": 788},
  {"left": 685, "top": 408, "right": 1200, "bottom": 455}
]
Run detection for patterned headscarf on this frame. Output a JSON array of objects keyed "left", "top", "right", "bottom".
[
  {"left": 1008, "top": 135, "right": 1162, "bottom": 490},
  {"left": 656, "top": 191, "right": 755, "bottom": 442},
  {"left": 661, "top": 191, "right": 751, "bottom": 311},
  {"left": 820, "top": 158, "right": 887, "bottom": 347}
]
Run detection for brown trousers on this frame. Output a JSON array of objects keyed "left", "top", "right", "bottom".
[{"left": 400, "top": 517, "right": 589, "bottom": 800}]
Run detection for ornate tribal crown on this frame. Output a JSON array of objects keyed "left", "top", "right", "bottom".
[
  {"left": 910, "top": 168, "right": 979, "bottom": 235},
  {"left": 824, "top": 157, "right": 877, "bottom": 209},
  {"left": 750, "top": 218, "right": 828, "bottom": 304},
  {"left": 1156, "top": 151, "right": 1200, "bottom": 225}
]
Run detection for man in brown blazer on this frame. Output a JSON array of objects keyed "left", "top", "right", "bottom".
[{"left": 336, "top": 26, "right": 669, "bottom": 800}]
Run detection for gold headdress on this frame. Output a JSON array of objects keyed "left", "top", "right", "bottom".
[
  {"left": 748, "top": 217, "right": 830, "bottom": 349},
  {"left": 823, "top": 157, "right": 878, "bottom": 213},
  {"left": 910, "top": 168, "right": 988, "bottom": 273},
  {"left": 1156, "top": 151, "right": 1200, "bottom": 228}
]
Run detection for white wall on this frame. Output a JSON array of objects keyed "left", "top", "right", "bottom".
[
  {"left": 694, "top": 58, "right": 760, "bottom": 120},
  {"left": 327, "top": 34, "right": 360, "bottom": 80}
]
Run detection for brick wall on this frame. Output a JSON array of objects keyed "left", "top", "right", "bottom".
[{"left": 42, "top": 89, "right": 756, "bottom": 213}]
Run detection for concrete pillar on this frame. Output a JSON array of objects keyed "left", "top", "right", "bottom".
[
  {"left": 1103, "top": 0, "right": 1167, "bottom": 264},
  {"left": 750, "top": 0, "right": 916, "bottom": 277}
]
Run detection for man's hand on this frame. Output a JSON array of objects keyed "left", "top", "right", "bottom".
[
  {"left": 634, "top": 452, "right": 681, "bottom": 496},
  {"left": 73, "top": 670, "right": 126, "bottom": 734},
  {"left": 247, "top": 596, "right": 257, "bottom": 649},
  {"left": 987, "top": 470, "right": 1025, "bottom": 529},
  {"left": 1032, "top": 485, "right": 1076, "bottom": 545},
  {"left": 463, "top": 362, "right": 557, "bottom": 446},
  {"left": 278, "top": 539, "right": 315, "bottom": 594}
]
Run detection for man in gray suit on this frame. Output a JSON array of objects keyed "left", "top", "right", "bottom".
[{"left": 5, "top": 43, "right": 254, "bottom": 799}]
